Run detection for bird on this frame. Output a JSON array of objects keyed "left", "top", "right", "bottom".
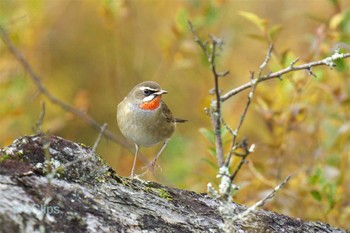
[{"left": 117, "top": 81, "right": 186, "bottom": 178}]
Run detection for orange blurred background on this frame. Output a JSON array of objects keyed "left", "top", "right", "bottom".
[{"left": 1, "top": 0, "right": 349, "bottom": 228}]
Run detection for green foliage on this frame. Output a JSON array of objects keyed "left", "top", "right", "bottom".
[
  {"left": 175, "top": 8, "right": 189, "bottom": 34},
  {"left": 310, "top": 190, "right": 322, "bottom": 202},
  {"left": 199, "top": 127, "right": 216, "bottom": 144},
  {"left": 333, "top": 58, "right": 347, "bottom": 71},
  {"left": 308, "top": 166, "right": 338, "bottom": 211}
]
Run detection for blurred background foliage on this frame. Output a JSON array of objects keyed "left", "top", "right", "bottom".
[{"left": 0, "top": 0, "right": 349, "bottom": 228}]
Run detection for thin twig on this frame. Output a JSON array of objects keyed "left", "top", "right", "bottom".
[
  {"left": 225, "top": 72, "right": 254, "bottom": 168},
  {"left": 230, "top": 155, "right": 248, "bottom": 182},
  {"left": 230, "top": 155, "right": 249, "bottom": 183},
  {"left": 258, "top": 44, "right": 273, "bottom": 73},
  {"left": 232, "top": 175, "right": 291, "bottom": 221},
  {"left": 225, "top": 45, "right": 273, "bottom": 169},
  {"left": 258, "top": 44, "right": 273, "bottom": 75},
  {"left": 0, "top": 26, "right": 131, "bottom": 149},
  {"left": 188, "top": 21, "right": 210, "bottom": 59},
  {"left": 189, "top": 21, "right": 229, "bottom": 167},
  {"left": 210, "top": 37, "right": 224, "bottom": 167},
  {"left": 221, "top": 52, "right": 350, "bottom": 102},
  {"left": 229, "top": 139, "right": 254, "bottom": 183},
  {"left": 92, "top": 123, "right": 108, "bottom": 153},
  {"left": 34, "top": 101, "right": 46, "bottom": 134}
]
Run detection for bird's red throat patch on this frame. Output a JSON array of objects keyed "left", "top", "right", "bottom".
[{"left": 139, "top": 96, "right": 161, "bottom": 111}]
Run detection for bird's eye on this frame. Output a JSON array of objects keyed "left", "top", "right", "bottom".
[{"left": 143, "top": 89, "right": 153, "bottom": 96}]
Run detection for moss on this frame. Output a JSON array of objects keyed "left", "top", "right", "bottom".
[
  {"left": 0, "top": 154, "right": 10, "bottom": 163},
  {"left": 16, "top": 150, "right": 24, "bottom": 157},
  {"left": 120, "top": 178, "right": 132, "bottom": 187},
  {"left": 143, "top": 187, "right": 153, "bottom": 193},
  {"left": 78, "top": 142, "right": 88, "bottom": 148},
  {"left": 156, "top": 189, "right": 173, "bottom": 201},
  {"left": 144, "top": 181, "right": 158, "bottom": 188},
  {"left": 55, "top": 166, "right": 66, "bottom": 176},
  {"left": 143, "top": 186, "right": 173, "bottom": 201},
  {"left": 114, "top": 175, "right": 133, "bottom": 187},
  {"left": 95, "top": 175, "right": 107, "bottom": 183}
]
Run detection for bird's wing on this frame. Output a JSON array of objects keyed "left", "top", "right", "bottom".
[
  {"left": 161, "top": 101, "right": 188, "bottom": 123},
  {"left": 160, "top": 101, "right": 175, "bottom": 123}
]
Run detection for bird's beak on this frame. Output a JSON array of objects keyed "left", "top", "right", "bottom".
[{"left": 155, "top": 89, "right": 168, "bottom": 95}]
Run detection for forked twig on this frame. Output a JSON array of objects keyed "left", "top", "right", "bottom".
[
  {"left": 221, "top": 51, "right": 350, "bottom": 102},
  {"left": 189, "top": 21, "right": 230, "bottom": 167},
  {"left": 226, "top": 45, "right": 273, "bottom": 178},
  {"left": 232, "top": 175, "right": 291, "bottom": 221}
]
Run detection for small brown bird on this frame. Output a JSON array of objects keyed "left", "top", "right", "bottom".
[{"left": 117, "top": 81, "right": 186, "bottom": 178}]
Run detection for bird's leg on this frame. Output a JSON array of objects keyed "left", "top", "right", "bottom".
[
  {"left": 130, "top": 144, "right": 139, "bottom": 178},
  {"left": 142, "top": 139, "right": 170, "bottom": 175}
]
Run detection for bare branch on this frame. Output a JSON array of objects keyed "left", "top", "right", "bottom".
[
  {"left": 225, "top": 45, "right": 273, "bottom": 168},
  {"left": 232, "top": 175, "right": 291, "bottom": 221},
  {"left": 229, "top": 140, "right": 254, "bottom": 183},
  {"left": 189, "top": 21, "right": 227, "bottom": 167},
  {"left": 220, "top": 52, "right": 350, "bottom": 102},
  {"left": 33, "top": 101, "right": 46, "bottom": 134},
  {"left": 92, "top": 123, "right": 108, "bottom": 153},
  {"left": 210, "top": 38, "right": 224, "bottom": 167},
  {"left": 0, "top": 26, "right": 131, "bottom": 149},
  {"left": 217, "top": 70, "right": 230, "bottom": 77},
  {"left": 188, "top": 21, "right": 210, "bottom": 59},
  {"left": 258, "top": 44, "right": 273, "bottom": 72},
  {"left": 290, "top": 57, "right": 300, "bottom": 67}
]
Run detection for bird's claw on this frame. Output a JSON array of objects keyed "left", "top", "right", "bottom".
[{"left": 141, "top": 159, "right": 161, "bottom": 176}]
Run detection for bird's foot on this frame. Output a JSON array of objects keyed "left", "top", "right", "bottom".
[
  {"left": 129, "top": 174, "right": 144, "bottom": 180},
  {"left": 141, "top": 158, "right": 161, "bottom": 176}
]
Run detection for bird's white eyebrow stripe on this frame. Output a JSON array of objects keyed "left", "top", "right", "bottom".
[{"left": 139, "top": 86, "right": 158, "bottom": 91}]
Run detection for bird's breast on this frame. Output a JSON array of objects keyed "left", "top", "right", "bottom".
[{"left": 117, "top": 101, "right": 175, "bottom": 147}]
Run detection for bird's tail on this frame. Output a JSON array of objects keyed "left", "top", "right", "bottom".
[{"left": 174, "top": 118, "right": 188, "bottom": 123}]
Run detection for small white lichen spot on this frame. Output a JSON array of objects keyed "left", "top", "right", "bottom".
[
  {"left": 249, "top": 144, "right": 256, "bottom": 153},
  {"left": 207, "top": 182, "right": 219, "bottom": 198},
  {"left": 322, "top": 57, "right": 334, "bottom": 67},
  {"left": 323, "top": 50, "right": 345, "bottom": 67},
  {"left": 207, "top": 182, "right": 214, "bottom": 193},
  {"left": 331, "top": 51, "right": 344, "bottom": 60},
  {"left": 250, "top": 79, "right": 257, "bottom": 86},
  {"left": 63, "top": 147, "right": 73, "bottom": 156},
  {"left": 210, "top": 100, "right": 217, "bottom": 109},
  {"left": 50, "top": 159, "right": 62, "bottom": 169},
  {"left": 4, "top": 147, "right": 16, "bottom": 156},
  {"left": 218, "top": 166, "right": 231, "bottom": 196},
  {"left": 32, "top": 136, "right": 42, "bottom": 142},
  {"left": 35, "top": 163, "right": 43, "bottom": 169},
  {"left": 233, "top": 130, "right": 238, "bottom": 136},
  {"left": 249, "top": 91, "right": 254, "bottom": 99},
  {"left": 21, "top": 137, "right": 28, "bottom": 144},
  {"left": 49, "top": 148, "right": 59, "bottom": 156}
]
